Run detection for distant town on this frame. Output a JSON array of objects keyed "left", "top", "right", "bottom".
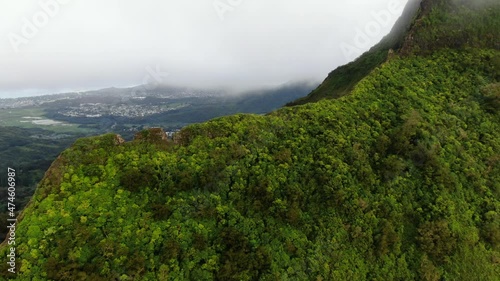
[{"left": 58, "top": 103, "right": 189, "bottom": 118}]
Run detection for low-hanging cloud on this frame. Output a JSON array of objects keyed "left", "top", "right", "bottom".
[{"left": 0, "top": 0, "right": 408, "bottom": 98}]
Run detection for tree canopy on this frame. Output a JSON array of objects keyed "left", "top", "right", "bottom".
[{"left": 1, "top": 48, "right": 499, "bottom": 280}]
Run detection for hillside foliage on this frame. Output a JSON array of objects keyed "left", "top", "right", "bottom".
[{"left": 1, "top": 48, "right": 499, "bottom": 280}]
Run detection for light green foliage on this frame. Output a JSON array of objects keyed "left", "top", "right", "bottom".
[
  {"left": 2, "top": 0, "right": 500, "bottom": 278},
  {"left": 1, "top": 48, "right": 498, "bottom": 280}
]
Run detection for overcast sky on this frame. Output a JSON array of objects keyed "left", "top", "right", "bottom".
[{"left": 0, "top": 0, "right": 409, "bottom": 98}]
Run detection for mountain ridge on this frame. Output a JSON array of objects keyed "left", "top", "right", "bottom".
[
  {"left": 289, "top": 0, "right": 499, "bottom": 105},
  {"left": 1, "top": 0, "right": 499, "bottom": 279}
]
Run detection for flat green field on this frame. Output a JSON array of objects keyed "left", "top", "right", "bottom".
[{"left": 0, "top": 107, "right": 93, "bottom": 134}]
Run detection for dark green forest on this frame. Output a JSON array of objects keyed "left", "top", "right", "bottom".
[{"left": 1, "top": 0, "right": 499, "bottom": 280}]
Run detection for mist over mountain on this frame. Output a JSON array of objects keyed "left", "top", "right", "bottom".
[
  {"left": 290, "top": 0, "right": 499, "bottom": 105},
  {"left": 0, "top": 1, "right": 404, "bottom": 99},
  {"left": 1, "top": 0, "right": 499, "bottom": 280}
]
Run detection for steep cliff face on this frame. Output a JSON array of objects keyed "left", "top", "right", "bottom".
[
  {"left": 399, "top": 0, "right": 500, "bottom": 54},
  {"left": 290, "top": 0, "right": 500, "bottom": 105},
  {"left": 1, "top": 1, "right": 499, "bottom": 280}
]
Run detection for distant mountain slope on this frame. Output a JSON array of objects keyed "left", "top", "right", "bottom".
[
  {"left": 1, "top": 0, "right": 499, "bottom": 280},
  {"left": 289, "top": 0, "right": 499, "bottom": 105}
]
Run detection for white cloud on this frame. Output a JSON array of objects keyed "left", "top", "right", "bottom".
[{"left": 0, "top": 0, "right": 408, "bottom": 98}]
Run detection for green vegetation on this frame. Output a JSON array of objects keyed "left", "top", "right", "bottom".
[
  {"left": 0, "top": 83, "right": 313, "bottom": 243},
  {"left": 0, "top": 127, "right": 84, "bottom": 242},
  {"left": 288, "top": 48, "right": 389, "bottom": 105},
  {"left": 1, "top": 0, "right": 499, "bottom": 280},
  {"left": 1, "top": 48, "right": 498, "bottom": 280},
  {"left": 0, "top": 108, "right": 90, "bottom": 134},
  {"left": 400, "top": 0, "right": 500, "bottom": 55}
]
